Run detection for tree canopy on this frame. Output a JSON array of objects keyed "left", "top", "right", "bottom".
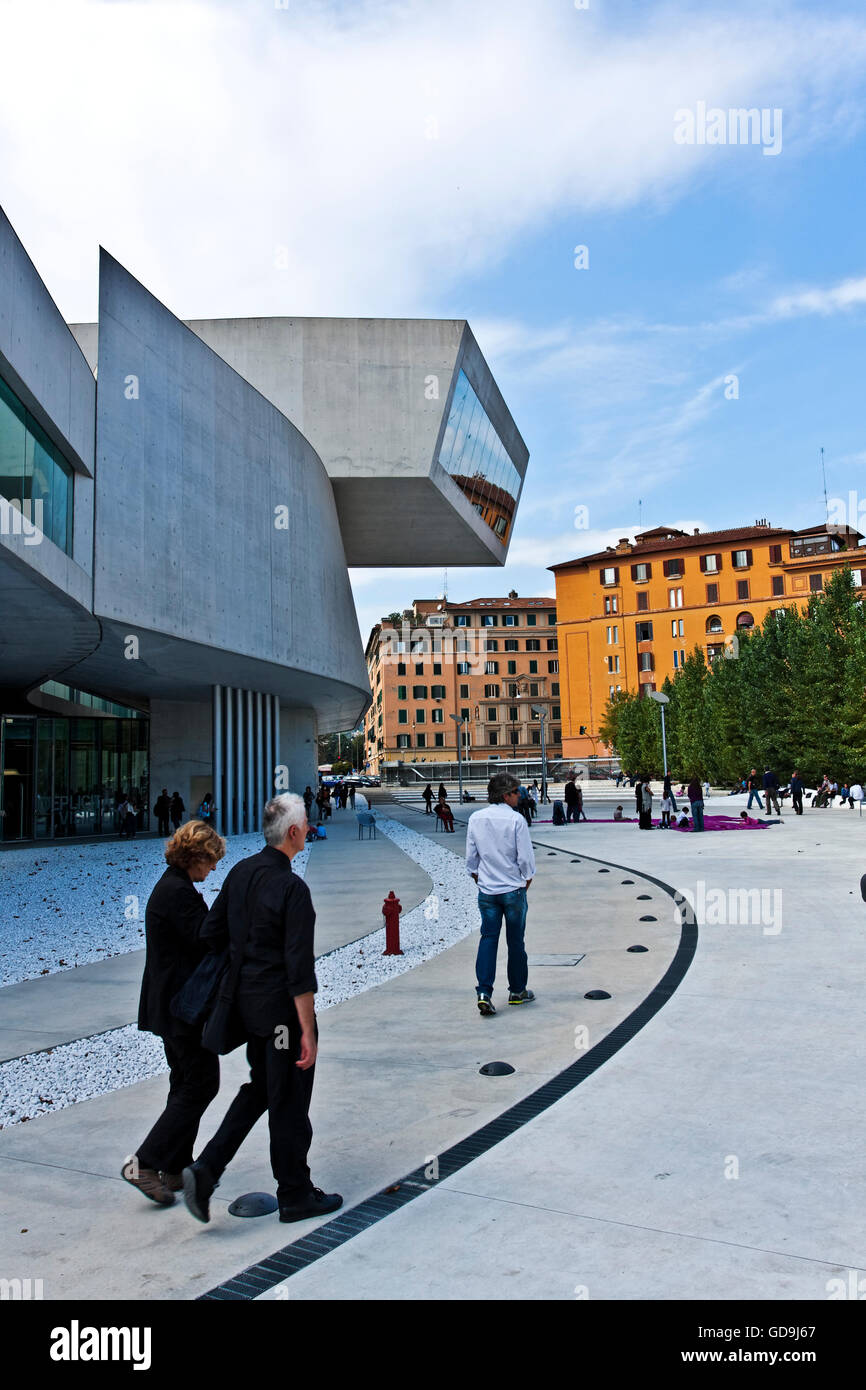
[{"left": 599, "top": 569, "right": 865, "bottom": 784}]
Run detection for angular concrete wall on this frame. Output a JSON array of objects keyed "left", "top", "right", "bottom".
[
  {"left": 0, "top": 207, "right": 99, "bottom": 691},
  {"left": 0, "top": 207, "right": 96, "bottom": 479},
  {"left": 183, "top": 317, "right": 528, "bottom": 567},
  {"left": 74, "top": 250, "right": 369, "bottom": 728}
]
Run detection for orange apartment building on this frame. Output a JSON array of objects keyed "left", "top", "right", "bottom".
[
  {"left": 552, "top": 521, "right": 866, "bottom": 760},
  {"left": 364, "top": 593, "right": 562, "bottom": 774}
]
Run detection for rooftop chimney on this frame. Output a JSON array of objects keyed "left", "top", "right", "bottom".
[
  {"left": 693, "top": 527, "right": 700, "bottom": 535},
  {"left": 615, "top": 537, "right": 631, "bottom": 553},
  {"left": 508, "top": 589, "right": 518, "bottom": 599}
]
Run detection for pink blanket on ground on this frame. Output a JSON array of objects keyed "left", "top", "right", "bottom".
[{"left": 536, "top": 815, "right": 772, "bottom": 830}]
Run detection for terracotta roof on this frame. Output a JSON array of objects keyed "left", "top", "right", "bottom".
[{"left": 550, "top": 524, "right": 792, "bottom": 571}]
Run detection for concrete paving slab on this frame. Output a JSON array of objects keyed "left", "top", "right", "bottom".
[
  {"left": 0, "top": 810, "right": 432, "bottom": 1061},
  {"left": 0, "top": 841, "right": 679, "bottom": 1300}
]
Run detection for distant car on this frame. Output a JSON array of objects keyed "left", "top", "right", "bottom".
[{"left": 360, "top": 775, "right": 381, "bottom": 787}]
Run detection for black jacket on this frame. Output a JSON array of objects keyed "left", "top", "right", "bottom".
[
  {"left": 138, "top": 866, "right": 211, "bottom": 1038},
  {"left": 200, "top": 845, "right": 317, "bottom": 1036},
  {"left": 564, "top": 781, "right": 578, "bottom": 805}
]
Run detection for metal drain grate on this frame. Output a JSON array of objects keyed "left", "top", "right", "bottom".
[{"left": 199, "top": 851, "right": 696, "bottom": 1301}]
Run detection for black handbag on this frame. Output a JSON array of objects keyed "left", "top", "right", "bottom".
[
  {"left": 199, "top": 867, "right": 269, "bottom": 1055},
  {"left": 170, "top": 949, "right": 228, "bottom": 1027}
]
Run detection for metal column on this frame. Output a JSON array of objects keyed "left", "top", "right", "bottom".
[
  {"left": 224, "top": 684, "right": 234, "bottom": 835},
  {"left": 233, "top": 688, "right": 243, "bottom": 836},
  {"left": 213, "top": 685, "right": 224, "bottom": 834},
  {"left": 254, "top": 692, "right": 263, "bottom": 828},
  {"left": 264, "top": 696, "right": 273, "bottom": 804},
  {"left": 272, "top": 696, "right": 281, "bottom": 795},
  {"left": 245, "top": 689, "right": 254, "bottom": 833}
]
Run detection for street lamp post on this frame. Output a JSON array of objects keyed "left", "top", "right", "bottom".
[
  {"left": 648, "top": 691, "right": 669, "bottom": 776},
  {"left": 449, "top": 713, "right": 466, "bottom": 804},
  {"left": 531, "top": 705, "right": 548, "bottom": 804}
]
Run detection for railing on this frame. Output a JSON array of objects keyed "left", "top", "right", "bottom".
[{"left": 380, "top": 756, "right": 621, "bottom": 786}]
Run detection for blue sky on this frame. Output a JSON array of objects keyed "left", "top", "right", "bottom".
[{"left": 2, "top": 0, "right": 865, "bottom": 648}]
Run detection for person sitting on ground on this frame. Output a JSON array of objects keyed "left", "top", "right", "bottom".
[
  {"left": 814, "top": 774, "right": 831, "bottom": 808},
  {"left": 613, "top": 805, "right": 624, "bottom": 821},
  {"left": 675, "top": 807, "right": 691, "bottom": 829},
  {"left": 436, "top": 797, "right": 455, "bottom": 832}
]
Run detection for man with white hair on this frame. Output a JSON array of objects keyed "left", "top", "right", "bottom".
[{"left": 182, "top": 792, "right": 342, "bottom": 1225}]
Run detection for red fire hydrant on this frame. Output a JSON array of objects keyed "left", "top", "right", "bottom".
[{"left": 382, "top": 891, "right": 403, "bottom": 955}]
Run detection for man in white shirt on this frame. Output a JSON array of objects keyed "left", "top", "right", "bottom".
[{"left": 465, "top": 773, "right": 537, "bottom": 1017}]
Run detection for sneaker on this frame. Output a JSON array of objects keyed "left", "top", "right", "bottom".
[
  {"left": 182, "top": 1160, "right": 217, "bottom": 1223},
  {"left": 161, "top": 1171, "right": 184, "bottom": 1192},
  {"left": 279, "top": 1187, "right": 343, "bottom": 1223},
  {"left": 508, "top": 989, "right": 536, "bottom": 1005},
  {"left": 121, "top": 1159, "right": 175, "bottom": 1206},
  {"left": 477, "top": 993, "right": 496, "bottom": 1016}
]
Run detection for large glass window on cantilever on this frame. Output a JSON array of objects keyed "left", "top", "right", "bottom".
[{"left": 437, "top": 370, "right": 521, "bottom": 543}]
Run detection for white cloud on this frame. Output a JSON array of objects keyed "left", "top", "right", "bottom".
[
  {"left": 767, "top": 276, "right": 866, "bottom": 319},
  {"left": 2, "top": 0, "right": 866, "bottom": 321}
]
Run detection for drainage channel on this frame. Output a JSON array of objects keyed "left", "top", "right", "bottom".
[{"left": 199, "top": 851, "right": 695, "bottom": 1300}]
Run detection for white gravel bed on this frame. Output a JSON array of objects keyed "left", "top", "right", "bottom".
[
  {"left": 0, "top": 816, "right": 472, "bottom": 1128},
  {"left": 0, "top": 834, "right": 309, "bottom": 988}
]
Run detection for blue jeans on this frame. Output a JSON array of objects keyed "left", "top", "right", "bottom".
[
  {"left": 475, "top": 888, "right": 528, "bottom": 998},
  {"left": 690, "top": 799, "right": 705, "bottom": 831},
  {"left": 746, "top": 790, "right": 762, "bottom": 809}
]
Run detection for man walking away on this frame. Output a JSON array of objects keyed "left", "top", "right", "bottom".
[
  {"left": 466, "top": 773, "right": 536, "bottom": 1017},
  {"left": 169, "top": 792, "right": 185, "bottom": 831},
  {"left": 182, "top": 793, "right": 342, "bottom": 1225},
  {"left": 790, "top": 770, "right": 804, "bottom": 815},
  {"left": 564, "top": 774, "right": 579, "bottom": 823},
  {"left": 422, "top": 783, "right": 434, "bottom": 814},
  {"left": 154, "top": 788, "right": 171, "bottom": 837},
  {"left": 763, "top": 766, "right": 781, "bottom": 816},
  {"left": 687, "top": 775, "right": 705, "bottom": 832},
  {"left": 746, "top": 769, "right": 762, "bottom": 810}
]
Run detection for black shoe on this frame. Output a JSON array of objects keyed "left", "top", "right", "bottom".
[
  {"left": 477, "top": 993, "right": 496, "bottom": 1016},
  {"left": 279, "top": 1187, "right": 343, "bottom": 1223},
  {"left": 508, "top": 989, "right": 535, "bottom": 1005},
  {"left": 182, "top": 1160, "right": 217, "bottom": 1223}
]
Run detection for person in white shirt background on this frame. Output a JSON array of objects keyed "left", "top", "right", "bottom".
[{"left": 465, "top": 772, "right": 537, "bottom": 1017}]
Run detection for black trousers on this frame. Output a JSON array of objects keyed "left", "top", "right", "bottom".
[
  {"left": 197, "top": 1029, "right": 316, "bottom": 1203},
  {"left": 157, "top": 815, "right": 170, "bottom": 835},
  {"left": 137, "top": 1035, "right": 220, "bottom": 1173},
  {"left": 792, "top": 792, "right": 803, "bottom": 815}
]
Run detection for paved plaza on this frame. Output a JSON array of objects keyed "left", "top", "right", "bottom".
[{"left": 0, "top": 783, "right": 864, "bottom": 1302}]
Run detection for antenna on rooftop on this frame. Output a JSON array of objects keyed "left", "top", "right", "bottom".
[
  {"left": 820, "top": 447, "right": 828, "bottom": 523},
  {"left": 638, "top": 499, "right": 642, "bottom": 531},
  {"left": 443, "top": 569, "right": 448, "bottom": 600}
]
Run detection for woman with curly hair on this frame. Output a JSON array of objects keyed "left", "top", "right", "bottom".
[{"left": 122, "top": 820, "right": 226, "bottom": 1206}]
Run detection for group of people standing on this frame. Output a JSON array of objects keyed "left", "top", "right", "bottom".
[
  {"left": 422, "top": 782, "right": 455, "bottom": 830},
  {"left": 633, "top": 773, "right": 707, "bottom": 831}
]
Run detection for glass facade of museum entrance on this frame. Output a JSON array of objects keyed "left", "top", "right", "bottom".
[{"left": 0, "top": 712, "right": 149, "bottom": 841}]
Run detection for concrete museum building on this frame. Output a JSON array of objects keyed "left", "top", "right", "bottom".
[{"left": 0, "top": 206, "right": 528, "bottom": 841}]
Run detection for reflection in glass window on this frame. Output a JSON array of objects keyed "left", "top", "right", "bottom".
[
  {"left": 0, "top": 374, "right": 74, "bottom": 555},
  {"left": 437, "top": 370, "right": 522, "bottom": 543}
]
